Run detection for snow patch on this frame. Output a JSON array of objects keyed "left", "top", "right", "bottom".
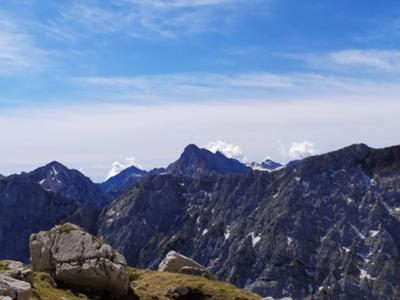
[
  {"left": 249, "top": 232, "right": 261, "bottom": 247},
  {"left": 51, "top": 166, "right": 58, "bottom": 176},
  {"left": 342, "top": 246, "right": 351, "bottom": 253},
  {"left": 359, "top": 269, "right": 376, "bottom": 281},
  {"left": 287, "top": 237, "right": 293, "bottom": 246},
  {"left": 224, "top": 226, "right": 231, "bottom": 240},
  {"left": 369, "top": 230, "right": 379, "bottom": 237},
  {"left": 350, "top": 223, "right": 366, "bottom": 240},
  {"left": 39, "top": 179, "right": 46, "bottom": 185},
  {"left": 202, "top": 229, "right": 208, "bottom": 236},
  {"left": 382, "top": 201, "right": 400, "bottom": 217}
]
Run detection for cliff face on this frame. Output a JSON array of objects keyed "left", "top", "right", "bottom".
[
  {"left": 0, "top": 175, "right": 81, "bottom": 262},
  {"left": 98, "top": 144, "right": 400, "bottom": 299}
]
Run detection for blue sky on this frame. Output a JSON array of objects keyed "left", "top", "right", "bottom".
[{"left": 1, "top": 0, "right": 400, "bottom": 181}]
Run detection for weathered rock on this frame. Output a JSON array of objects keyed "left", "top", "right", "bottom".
[
  {"left": 29, "top": 223, "right": 129, "bottom": 295},
  {"left": 159, "top": 251, "right": 212, "bottom": 279},
  {"left": 1, "top": 261, "right": 33, "bottom": 284},
  {"left": 0, "top": 275, "right": 31, "bottom": 300}
]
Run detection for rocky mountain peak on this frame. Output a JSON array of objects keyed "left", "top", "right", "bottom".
[
  {"left": 99, "top": 165, "right": 149, "bottom": 199},
  {"left": 28, "top": 161, "right": 106, "bottom": 206},
  {"left": 166, "top": 144, "right": 250, "bottom": 178}
]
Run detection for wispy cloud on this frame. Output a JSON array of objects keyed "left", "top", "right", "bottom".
[
  {"left": 73, "top": 71, "right": 400, "bottom": 106},
  {"left": 0, "top": 12, "right": 45, "bottom": 75},
  {"left": 51, "top": 0, "right": 269, "bottom": 40},
  {"left": 289, "top": 49, "right": 400, "bottom": 73},
  {"left": 329, "top": 50, "right": 400, "bottom": 71}
]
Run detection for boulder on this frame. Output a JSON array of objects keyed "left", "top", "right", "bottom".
[
  {"left": 29, "top": 223, "right": 129, "bottom": 295},
  {"left": 1, "top": 261, "right": 33, "bottom": 284},
  {"left": 158, "top": 251, "right": 212, "bottom": 279},
  {"left": 0, "top": 275, "right": 31, "bottom": 300}
]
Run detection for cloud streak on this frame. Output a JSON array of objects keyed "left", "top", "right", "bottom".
[
  {"left": 329, "top": 50, "right": 400, "bottom": 71},
  {"left": 0, "top": 12, "right": 46, "bottom": 75},
  {"left": 51, "top": 0, "right": 269, "bottom": 40}
]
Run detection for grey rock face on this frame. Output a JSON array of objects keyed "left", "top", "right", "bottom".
[
  {"left": 0, "top": 275, "right": 31, "bottom": 300},
  {"left": 30, "top": 223, "right": 129, "bottom": 295},
  {"left": 159, "top": 251, "right": 212, "bottom": 279},
  {"left": 0, "top": 175, "right": 82, "bottom": 262},
  {"left": 28, "top": 161, "right": 106, "bottom": 207},
  {"left": 98, "top": 143, "right": 400, "bottom": 299}
]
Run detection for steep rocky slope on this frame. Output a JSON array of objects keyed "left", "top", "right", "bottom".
[
  {"left": 98, "top": 143, "right": 400, "bottom": 299},
  {"left": 0, "top": 175, "right": 81, "bottom": 262}
]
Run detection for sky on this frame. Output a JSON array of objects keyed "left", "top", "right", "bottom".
[{"left": 1, "top": 0, "right": 400, "bottom": 182}]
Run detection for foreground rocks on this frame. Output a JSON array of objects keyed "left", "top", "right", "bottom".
[
  {"left": 159, "top": 251, "right": 213, "bottom": 279},
  {"left": 1, "top": 261, "right": 33, "bottom": 284},
  {"left": 29, "top": 223, "right": 129, "bottom": 295},
  {"left": 0, "top": 275, "right": 31, "bottom": 300}
]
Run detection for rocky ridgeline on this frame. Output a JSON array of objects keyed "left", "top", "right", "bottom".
[{"left": 1, "top": 223, "right": 257, "bottom": 300}]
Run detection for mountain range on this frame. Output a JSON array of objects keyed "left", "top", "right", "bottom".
[{"left": 1, "top": 143, "right": 400, "bottom": 299}]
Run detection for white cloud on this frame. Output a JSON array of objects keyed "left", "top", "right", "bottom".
[
  {"left": 287, "top": 141, "right": 317, "bottom": 160},
  {"left": 329, "top": 50, "right": 400, "bottom": 71},
  {"left": 206, "top": 140, "right": 245, "bottom": 161},
  {"left": 106, "top": 157, "right": 141, "bottom": 180}
]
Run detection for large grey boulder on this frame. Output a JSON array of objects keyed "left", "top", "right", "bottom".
[
  {"left": 158, "top": 251, "right": 212, "bottom": 279},
  {"left": 29, "top": 223, "right": 129, "bottom": 295},
  {"left": 0, "top": 275, "right": 31, "bottom": 300}
]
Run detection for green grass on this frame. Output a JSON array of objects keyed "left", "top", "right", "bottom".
[
  {"left": 127, "top": 268, "right": 262, "bottom": 300},
  {"left": 0, "top": 260, "right": 10, "bottom": 272},
  {"left": 28, "top": 267, "right": 262, "bottom": 300},
  {"left": 30, "top": 272, "right": 88, "bottom": 300},
  {"left": 50, "top": 223, "right": 80, "bottom": 235}
]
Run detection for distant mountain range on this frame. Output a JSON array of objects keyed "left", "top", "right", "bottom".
[
  {"left": 1, "top": 143, "right": 400, "bottom": 299},
  {"left": 248, "top": 159, "right": 284, "bottom": 172},
  {"left": 99, "top": 165, "right": 165, "bottom": 199}
]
